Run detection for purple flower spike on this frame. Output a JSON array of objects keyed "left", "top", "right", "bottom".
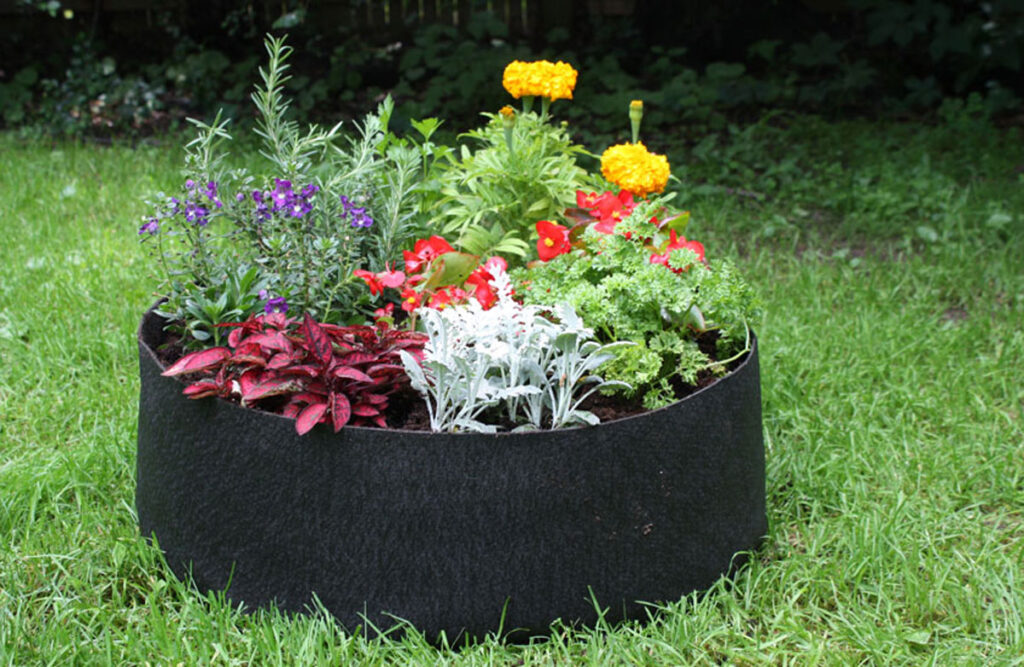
[{"left": 265, "top": 296, "right": 289, "bottom": 314}]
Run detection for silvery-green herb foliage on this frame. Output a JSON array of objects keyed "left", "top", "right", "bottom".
[{"left": 398, "top": 268, "right": 631, "bottom": 433}]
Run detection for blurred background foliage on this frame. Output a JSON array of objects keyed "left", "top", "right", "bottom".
[{"left": 1, "top": 0, "right": 1021, "bottom": 144}]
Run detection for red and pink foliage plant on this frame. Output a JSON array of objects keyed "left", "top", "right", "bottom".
[{"left": 161, "top": 311, "right": 427, "bottom": 435}]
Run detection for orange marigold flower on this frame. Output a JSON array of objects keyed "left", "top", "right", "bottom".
[
  {"left": 600, "top": 142, "right": 671, "bottom": 198},
  {"left": 502, "top": 60, "right": 578, "bottom": 101}
]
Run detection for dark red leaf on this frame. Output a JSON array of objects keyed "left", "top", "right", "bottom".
[
  {"left": 291, "top": 391, "right": 326, "bottom": 404},
  {"left": 240, "top": 331, "right": 294, "bottom": 354},
  {"left": 238, "top": 369, "right": 260, "bottom": 397},
  {"left": 362, "top": 393, "right": 389, "bottom": 405},
  {"left": 301, "top": 312, "right": 334, "bottom": 366},
  {"left": 371, "top": 415, "right": 388, "bottom": 428},
  {"left": 266, "top": 351, "right": 305, "bottom": 369},
  {"left": 331, "top": 366, "right": 374, "bottom": 383},
  {"left": 295, "top": 402, "right": 328, "bottom": 435},
  {"left": 243, "top": 377, "right": 304, "bottom": 401},
  {"left": 183, "top": 381, "right": 222, "bottom": 399},
  {"left": 351, "top": 403, "right": 379, "bottom": 417},
  {"left": 335, "top": 351, "right": 378, "bottom": 366},
  {"left": 275, "top": 364, "right": 322, "bottom": 377},
  {"left": 330, "top": 393, "right": 351, "bottom": 432},
  {"left": 282, "top": 402, "right": 301, "bottom": 419},
  {"left": 162, "top": 347, "right": 231, "bottom": 377},
  {"left": 231, "top": 343, "right": 267, "bottom": 367},
  {"left": 366, "top": 363, "right": 404, "bottom": 376}
]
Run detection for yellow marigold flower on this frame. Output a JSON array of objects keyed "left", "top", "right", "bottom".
[
  {"left": 600, "top": 142, "right": 671, "bottom": 198},
  {"left": 502, "top": 60, "right": 578, "bottom": 101}
]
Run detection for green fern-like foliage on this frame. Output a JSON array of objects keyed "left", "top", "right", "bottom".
[
  {"left": 513, "top": 222, "right": 759, "bottom": 408},
  {"left": 436, "top": 111, "right": 597, "bottom": 262}
]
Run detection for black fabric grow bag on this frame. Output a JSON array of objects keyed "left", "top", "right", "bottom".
[{"left": 136, "top": 306, "right": 767, "bottom": 640}]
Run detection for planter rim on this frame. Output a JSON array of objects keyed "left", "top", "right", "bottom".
[{"left": 138, "top": 302, "right": 758, "bottom": 439}]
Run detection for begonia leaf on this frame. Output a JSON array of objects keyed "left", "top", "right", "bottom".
[{"left": 422, "top": 251, "right": 478, "bottom": 290}]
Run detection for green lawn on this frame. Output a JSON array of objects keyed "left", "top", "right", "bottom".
[{"left": 1, "top": 117, "right": 1022, "bottom": 664}]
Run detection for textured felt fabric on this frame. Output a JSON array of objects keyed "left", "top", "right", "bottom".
[{"left": 136, "top": 307, "right": 767, "bottom": 641}]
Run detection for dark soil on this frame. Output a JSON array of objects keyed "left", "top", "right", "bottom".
[{"left": 150, "top": 326, "right": 741, "bottom": 432}]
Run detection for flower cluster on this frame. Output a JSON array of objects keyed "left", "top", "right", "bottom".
[
  {"left": 340, "top": 195, "right": 374, "bottom": 228},
  {"left": 140, "top": 179, "right": 223, "bottom": 234},
  {"left": 251, "top": 179, "right": 319, "bottom": 220},
  {"left": 354, "top": 235, "right": 509, "bottom": 314},
  {"left": 502, "top": 60, "right": 578, "bottom": 101},
  {"left": 600, "top": 143, "right": 671, "bottom": 198}
]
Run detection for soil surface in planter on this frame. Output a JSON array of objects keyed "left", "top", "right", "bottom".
[{"left": 153, "top": 325, "right": 733, "bottom": 431}]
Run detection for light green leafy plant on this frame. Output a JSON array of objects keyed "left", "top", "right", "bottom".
[
  {"left": 435, "top": 110, "right": 597, "bottom": 261},
  {"left": 515, "top": 201, "right": 758, "bottom": 409}
]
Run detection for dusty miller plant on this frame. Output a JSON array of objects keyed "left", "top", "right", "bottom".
[{"left": 398, "top": 269, "right": 630, "bottom": 433}]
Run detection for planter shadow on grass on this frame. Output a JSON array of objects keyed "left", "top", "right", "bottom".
[{"left": 136, "top": 306, "right": 767, "bottom": 641}]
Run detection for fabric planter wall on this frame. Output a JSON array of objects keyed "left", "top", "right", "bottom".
[{"left": 136, "top": 306, "right": 767, "bottom": 640}]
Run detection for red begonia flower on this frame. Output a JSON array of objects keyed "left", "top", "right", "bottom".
[
  {"left": 536, "top": 220, "right": 571, "bottom": 261},
  {"left": 353, "top": 266, "right": 406, "bottom": 296},
  {"left": 591, "top": 190, "right": 636, "bottom": 234},
  {"left": 400, "top": 288, "right": 421, "bottom": 312},
  {"left": 403, "top": 235, "right": 455, "bottom": 274},
  {"left": 464, "top": 256, "right": 508, "bottom": 309}
]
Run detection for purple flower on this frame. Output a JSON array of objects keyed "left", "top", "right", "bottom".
[
  {"left": 138, "top": 218, "right": 159, "bottom": 235},
  {"left": 184, "top": 202, "right": 210, "bottom": 226},
  {"left": 301, "top": 183, "right": 320, "bottom": 199},
  {"left": 340, "top": 194, "right": 373, "bottom": 228},
  {"left": 236, "top": 192, "right": 245, "bottom": 202},
  {"left": 185, "top": 179, "right": 195, "bottom": 190},
  {"left": 264, "top": 296, "right": 289, "bottom": 313}
]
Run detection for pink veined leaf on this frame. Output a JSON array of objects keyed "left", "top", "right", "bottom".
[
  {"left": 264, "top": 312, "right": 293, "bottom": 330},
  {"left": 238, "top": 368, "right": 261, "bottom": 398},
  {"left": 301, "top": 312, "right": 334, "bottom": 366},
  {"left": 331, "top": 366, "right": 374, "bottom": 383},
  {"left": 335, "top": 351, "right": 378, "bottom": 366},
  {"left": 243, "top": 376, "right": 304, "bottom": 402},
  {"left": 275, "top": 364, "right": 322, "bottom": 378},
  {"left": 162, "top": 347, "right": 231, "bottom": 377},
  {"left": 266, "top": 350, "right": 304, "bottom": 369},
  {"left": 351, "top": 403, "right": 380, "bottom": 417},
  {"left": 330, "top": 392, "right": 351, "bottom": 432},
  {"left": 240, "top": 331, "right": 293, "bottom": 354},
  {"left": 366, "top": 363, "right": 405, "bottom": 376},
  {"left": 362, "top": 393, "right": 389, "bottom": 405},
  {"left": 183, "top": 381, "right": 222, "bottom": 399},
  {"left": 371, "top": 414, "right": 388, "bottom": 428},
  {"left": 290, "top": 391, "right": 326, "bottom": 405},
  {"left": 282, "top": 402, "right": 302, "bottom": 419},
  {"left": 231, "top": 342, "right": 267, "bottom": 367},
  {"left": 295, "top": 402, "right": 328, "bottom": 435}
]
